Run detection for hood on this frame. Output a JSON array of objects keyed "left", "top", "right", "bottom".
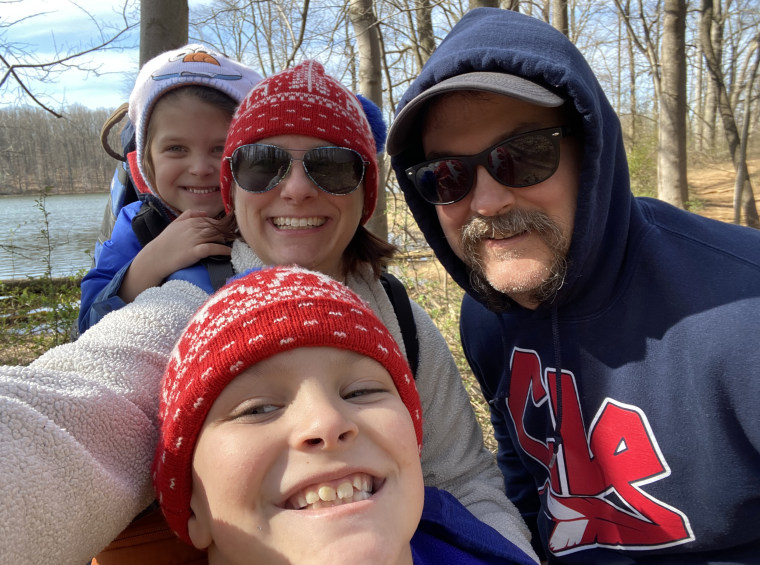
[{"left": 389, "top": 7, "right": 633, "bottom": 315}]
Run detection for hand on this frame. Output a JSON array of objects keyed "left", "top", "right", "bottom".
[
  {"left": 143, "top": 210, "right": 232, "bottom": 274},
  {"left": 119, "top": 210, "right": 233, "bottom": 303}
]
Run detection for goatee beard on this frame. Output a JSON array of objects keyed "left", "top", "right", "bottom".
[{"left": 460, "top": 209, "right": 569, "bottom": 311}]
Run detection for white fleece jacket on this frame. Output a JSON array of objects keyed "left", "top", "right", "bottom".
[
  {"left": 0, "top": 242, "right": 537, "bottom": 564},
  {"left": 0, "top": 280, "right": 209, "bottom": 565}
]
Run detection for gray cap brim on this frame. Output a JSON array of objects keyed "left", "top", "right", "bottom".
[{"left": 387, "top": 72, "right": 564, "bottom": 156}]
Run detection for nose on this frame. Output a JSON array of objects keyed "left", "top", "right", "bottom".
[
  {"left": 468, "top": 165, "right": 516, "bottom": 217},
  {"left": 189, "top": 153, "right": 216, "bottom": 177},
  {"left": 291, "top": 388, "right": 358, "bottom": 451},
  {"left": 278, "top": 158, "right": 319, "bottom": 202}
]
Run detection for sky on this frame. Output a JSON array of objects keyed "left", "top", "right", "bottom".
[{"left": 1, "top": 0, "right": 208, "bottom": 112}]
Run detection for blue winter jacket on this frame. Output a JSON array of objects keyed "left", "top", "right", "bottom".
[
  {"left": 413, "top": 487, "right": 536, "bottom": 564},
  {"left": 390, "top": 7, "right": 760, "bottom": 564},
  {"left": 78, "top": 200, "right": 214, "bottom": 334}
]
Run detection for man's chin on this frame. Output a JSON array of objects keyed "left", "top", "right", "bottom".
[{"left": 468, "top": 259, "right": 565, "bottom": 311}]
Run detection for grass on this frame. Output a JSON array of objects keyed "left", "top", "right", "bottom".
[
  {"left": 0, "top": 276, "right": 82, "bottom": 365},
  {"left": 389, "top": 254, "right": 498, "bottom": 453}
]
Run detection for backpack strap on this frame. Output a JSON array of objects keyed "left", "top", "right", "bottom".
[
  {"left": 201, "top": 255, "right": 235, "bottom": 291},
  {"left": 100, "top": 103, "right": 130, "bottom": 161},
  {"left": 131, "top": 199, "right": 172, "bottom": 248},
  {"left": 131, "top": 200, "right": 233, "bottom": 292},
  {"left": 380, "top": 272, "right": 419, "bottom": 379}
]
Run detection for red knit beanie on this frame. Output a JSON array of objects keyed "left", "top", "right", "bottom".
[
  {"left": 152, "top": 266, "right": 422, "bottom": 544},
  {"left": 221, "top": 60, "right": 378, "bottom": 223}
]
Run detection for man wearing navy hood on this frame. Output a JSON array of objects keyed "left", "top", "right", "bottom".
[{"left": 387, "top": 7, "right": 760, "bottom": 564}]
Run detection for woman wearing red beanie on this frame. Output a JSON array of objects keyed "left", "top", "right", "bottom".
[{"left": 215, "top": 60, "right": 535, "bottom": 560}]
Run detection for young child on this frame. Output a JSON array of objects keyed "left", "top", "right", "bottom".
[
  {"left": 78, "top": 44, "right": 263, "bottom": 334},
  {"left": 152, "top": 265, "right": 539, "bottom": 565}
]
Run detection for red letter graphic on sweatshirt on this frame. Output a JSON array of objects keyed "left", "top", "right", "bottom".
[{"left": 508, "top": 348, "right": 694, "bottom": 555}]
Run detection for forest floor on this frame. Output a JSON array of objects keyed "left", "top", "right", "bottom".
[{"left": 688, "top": 156, "right": 759, "bottom": 223}]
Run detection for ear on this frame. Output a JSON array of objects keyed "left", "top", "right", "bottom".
[{"left": 187, "top": 491, "right": 213, "bottom": 550}]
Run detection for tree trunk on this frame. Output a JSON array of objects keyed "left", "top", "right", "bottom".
[
  {"left": 348, "top": 0, "right": 387, "bottom": 241},
  {"left": 470, "top": 0, "right": 500, "bottom": 8},
  {"left": 415, "top": 0, "right": 435, "bottom": 69},
  {"left": 704, "top": 2, "right": 724, "bottom": 150},
  {"left": 658, "top": 0, "right": 688, "bottom": 207},
  {"left": 733, "top": 36, "right": 759, "bottom": 224},
  {"left": 700, "top": 0, "right": 759, "bottom": 227},
  {"left": 551, "top": 0, "right": 568, "bottom": 36},
  {"left": 139, "top": 0, "right": 189, "bottom": 67}
]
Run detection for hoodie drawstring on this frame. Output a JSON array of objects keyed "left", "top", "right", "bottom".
[{"left": 550, "top": 303, "right": 563, "bottom": 469}]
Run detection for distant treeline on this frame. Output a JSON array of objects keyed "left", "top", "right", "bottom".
[{"left": 0, "top": 106, "right": 119, "bottom": 195}]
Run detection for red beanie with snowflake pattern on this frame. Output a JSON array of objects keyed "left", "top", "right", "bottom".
[{"left": 152, "top": 266, "right": 421, "bottom": 544}]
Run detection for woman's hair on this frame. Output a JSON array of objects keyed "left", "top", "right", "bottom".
[
  {"left": 344, "top": 225, "right": 398, "bottom": 279},
  {"left": 142, "top": 85, "right": 237, "bottom": 188}
]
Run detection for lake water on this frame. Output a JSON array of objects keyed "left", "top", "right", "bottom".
[{"left": 0, "top": 193, "right": 109, "bottom": 280}]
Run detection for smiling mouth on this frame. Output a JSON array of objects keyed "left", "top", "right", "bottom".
[
  {"left": 285, "top": 473, "right": 376, "bottom": 510},
  {"left": 272, "top": 217, "right": 327, "bottom": 230},
  {"left": 184, "top": 186, "right": 219, "bottom": 194}
]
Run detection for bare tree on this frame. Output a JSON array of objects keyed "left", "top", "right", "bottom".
[
  {"left": 140, "top": 0, "right": 188, "bottom": 66},
  {"left": 348, "top": 0, "right": 388, "bottom": 240},
  {"left": 415, "top": 0, "right": 436, "bottom": 68},
  {"left": 470, "top": 0, "right": 500, "bottom": 8},
  {"left": 0, "top": 106, "right": 113, "bottom": 194},
  {"left": 1, "top": 1, "right": 137, "bottom": 117},
  {"left": 701, "top": 0, "right": 759, "bottom": 227},
  {"left": 551, "top": 0, "right": 569, "bottom": 36},
  {"left": 5, "top": 0, "right": 759, "bottom": 231},
  {"left": 732, "top": 33, "right": 759, "bottom": 224},
  {"left": 658, "top": 0, "right": 688, "bottom": 207}
]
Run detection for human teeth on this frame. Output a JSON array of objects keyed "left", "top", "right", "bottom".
[
  {"left": 353, "top": 490, "right": 370, "bottom": 502},
  {"left": 318, "top": 485, "right": 336, "bottom": 502},
  {"left": 353, "top": 475, "right": 371, "bottom": 492},
  {"left": 337, "top": 481, "right": 354, "bottom": 499},
  {"left": 273, "top": 217, "right": 326, "bottom": 229},
  {"left": 186, "top": 187, "right": 217, "bottom": 194},
  {"left": 287, "top": 473, "right": 375, "bottom": 510}
]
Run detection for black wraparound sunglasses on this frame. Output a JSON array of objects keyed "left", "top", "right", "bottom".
[
  {"left": 405, "top": 126, "right": 572, "bottom": 205},
  {"left": 226, "top": 144, "right": 369, "bottom": 195}
]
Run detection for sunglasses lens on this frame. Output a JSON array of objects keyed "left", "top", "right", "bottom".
[
  {"left": 490, "top": 132, "right": 559, "bottom": 187},
  {"left": 408, "top": 128, "right": 564, "bottom": 204},
  {"left": 410, "top": 159, "right": 472, "bottom": 205},
  {"left": 304, "top": 147, "right": 365, "bottom": 195},
  {"left": 414, "top": 159, "right": 472, "bottom": 204},
  {"left": 231, "top": 145, "right": 290, "bottom": 193}
]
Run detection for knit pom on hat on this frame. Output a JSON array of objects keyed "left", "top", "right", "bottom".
[
  {"left": 128, "top": 44, "right": 263, "bottom": 196},
  {"left": 152, "top": 265, "right": 422, "bottom": 544},
  {"left": 221, "top": 60, "right": 382, "bottom": 223}
]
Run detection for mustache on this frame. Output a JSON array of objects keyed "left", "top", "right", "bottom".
[
  {"left": 461, "top": 209, "right": 563, "bottom": 251},
  {"left": 460, "top": 209, "right": 570, "bottom": 310}
]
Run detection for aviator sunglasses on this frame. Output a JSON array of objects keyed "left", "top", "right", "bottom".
[
  {"left": 405, "top": 126, "right": 572, "bottom": 205},
  {"left": 226, "top": 144, "right": 368, "bottom": 195}
]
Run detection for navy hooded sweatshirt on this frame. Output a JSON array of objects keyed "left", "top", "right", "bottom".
[{"left": 389, "top": 7, "right": 760, "bottom": 564}]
